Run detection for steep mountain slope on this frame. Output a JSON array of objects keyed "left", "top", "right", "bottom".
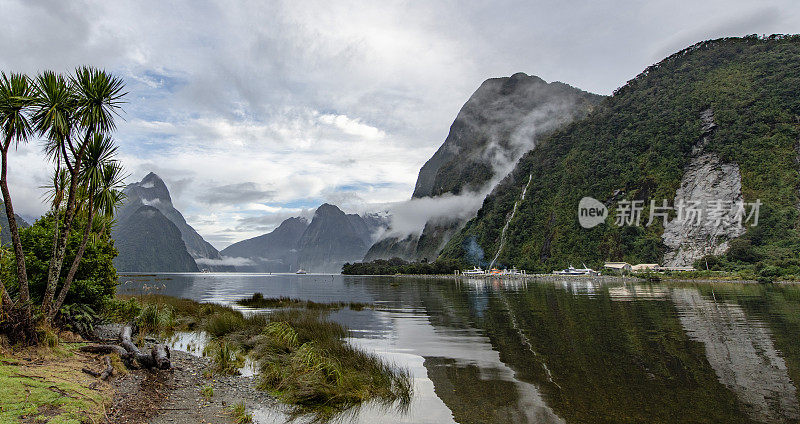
[
  {"left": 368, "top": 73, "right": 603, "bottom": 261},
  {"left": 296, "top": 204, "right": 371, "bottom": 272},
  {"left": 441, "top": 35, "right": 800, "bottom": 277},
  {"left": 0, "top": 206, "right": 29, "bottom": 245},
  {"left": 112, "top": 205, "right": 199, "bottom": 272},
  {"left": 220, "top": 217, "right": 308, "bottom": 272},
  {"left": 116, "top": 172, "right": 231, "bottom": 271}
]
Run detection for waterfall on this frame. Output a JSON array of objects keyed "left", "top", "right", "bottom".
[{"left": 489, "top": 173, "right": 533, "bottom": 269}]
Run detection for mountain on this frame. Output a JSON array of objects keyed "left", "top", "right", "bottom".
[
  {"left": 219, "top": 217, "right": 308, "bottom": 272},
  {"left": 296, "top": 204, "right": 374, "bottom": 272},
  {"left": 413, "top": 72, "right": 603, "bottom": 198},
  {"left": 112, "top": 205, "right": 199, "bottom": 272},
  {"left": 367, "top": 73, "right": 603, "bottom": 262},
  {"left": 440, "top": 35, "right": 800, "bottom": 278},
  {"left": 114, "top": 172, "right": 230, "bottom": 271},
  {"left": 0, "top": 206, "right": 30, "bottom": 245}
]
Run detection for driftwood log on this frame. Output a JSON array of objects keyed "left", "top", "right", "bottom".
[{"left": 80, "top": 324, "right": 171, "bottom": 372}]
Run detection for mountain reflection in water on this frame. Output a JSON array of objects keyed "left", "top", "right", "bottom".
[{"left": 118, "top": 274, "right": 800, "bottom": 423}]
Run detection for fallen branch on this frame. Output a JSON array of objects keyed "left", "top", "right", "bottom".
[{"left": 79, "top": 325, "right": 171, "bottom": 371}]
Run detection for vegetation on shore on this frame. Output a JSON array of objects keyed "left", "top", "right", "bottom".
[
  {"left": 342, "top": 257, "right": 465, "bottom": 275},
  {"left": 236, "top": 292, "right": 372, "bottom": 310},
  {"left": 110, "top": 294, "right": 412, "bottom": 420}
]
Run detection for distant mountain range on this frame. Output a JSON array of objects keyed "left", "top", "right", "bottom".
[
  {"left": 112, "top": 173, "right": 386, "bottom": 273},
  {"left": 367, "top": 72, "right": 603, "bottom": 262},
  {"left": 222, "top": 204, "right": 385, "bottom": 273}
]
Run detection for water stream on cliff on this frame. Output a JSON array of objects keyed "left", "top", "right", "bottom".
[
  {"left": 488, "top": 173, "right": 533, "bottom": 269},
  {"left": 119, "top": 273, "right": 800, "bottom": 423}
]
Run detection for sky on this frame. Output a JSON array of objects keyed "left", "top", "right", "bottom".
[{"left": 1, "top": 0, "right": 798, "bottom": 249}]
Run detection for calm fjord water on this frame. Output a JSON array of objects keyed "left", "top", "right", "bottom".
[{"left": 118, "top": 273, "right": 800, "bottom": 423}]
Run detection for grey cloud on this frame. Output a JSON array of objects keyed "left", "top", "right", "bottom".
[
  {"left": 198, "top": 182, "right": 276, "bottom": 205},
  {"left": 235, "top": 209, "right": 314, "bottom": 233}
]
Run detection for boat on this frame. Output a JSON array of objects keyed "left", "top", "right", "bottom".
[
  {"left": 295, "top": 269, "right": 307, "bottom": 274},
  {"left": 462, "top": 267, "right": 485, "bottom": 275},
  {"left": 553, "top": 264, "right": 599, "bottom": 276}
]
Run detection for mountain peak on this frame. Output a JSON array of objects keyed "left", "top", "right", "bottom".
[
  {"left": 315, "top": 203, "right": 345, "bottom": 217},
  {"left": 128, "top": 172, "right": 172, "bottom": 204}
]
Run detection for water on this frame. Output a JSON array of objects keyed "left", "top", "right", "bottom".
[{"left": 118, "top": 273, "right": 800, "bottom": 423}]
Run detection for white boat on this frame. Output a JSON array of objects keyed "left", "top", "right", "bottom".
[
  {"left": 462, "top": 267, "right": 485, "bottom": 275},
  {"left": 553, "top": 264, "right": 599, "bottom": 276},
  {"left": 295, "top": 269, "right": 307, "bottom": 274}
]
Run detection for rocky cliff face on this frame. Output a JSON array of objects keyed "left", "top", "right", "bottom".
[
  {"left": 662, "top": 110, "right": 746, "bottom": 266},
  {"left": 369, "top": 73, "right": 603, "bottom": 262},
  {"left": 413, "top": 73, "right": 602, "bottom": 199},
  {"left": 220, "top": 217, "right": 308, "bottom": 272},
  {"left": 112, "top": 205, "right": 199, "bottom": 272},
  {"left": 114, "top": 172, "right": 229, "bottom": 271}
]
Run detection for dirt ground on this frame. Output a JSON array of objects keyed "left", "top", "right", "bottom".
[{"left": 106, "top": 349, "right": 279, "bottom": 424}]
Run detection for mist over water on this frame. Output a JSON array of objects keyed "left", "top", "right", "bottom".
[{"left": 119, "top": 273, "right": 800, "bottom": 423}]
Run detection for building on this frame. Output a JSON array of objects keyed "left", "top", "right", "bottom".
[
  {"left": 603, "top": 262, "right": 632, "bottom": 274},
  {"left": 631, "top": 263, "right": 660, "bottom": 272}
]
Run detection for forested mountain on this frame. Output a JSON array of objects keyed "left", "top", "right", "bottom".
[
  {"left": 113, "top": 172, "right": 230, "bottom": 272},
  {"left": 112, "top": 205, "right": 199, "bottom": 272},
  {"left": 367, "top": 72, "right": 603, "bottom": 262},
  {"left": 0, "top": 205, "right": 29, "bottom": 245},
  {"left": 441, "top": 35, "right": 800, "bottom": 278}
]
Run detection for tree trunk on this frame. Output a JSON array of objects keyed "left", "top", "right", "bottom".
[
  {"left": 0, "top": 140, "right": 31, "bottom": 320},
  {"left": 42, "top": 133, "right": 91, "bottom": 318},
  {"left": 81, "top": 325, "right": 171, "bottom": 370},
  {"left": 49, "top": 206, "right": 95, "bottom": 319}
]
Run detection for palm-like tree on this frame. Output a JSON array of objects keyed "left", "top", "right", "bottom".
[
  {"left": 51, "top": 137, "right": 125, "bottom": 318},
  {"left": 0, "top": 72, "right": 34, "bottom": 317},
  {"left": 39, "top": 67, "right": 125, "bottom": 318}
]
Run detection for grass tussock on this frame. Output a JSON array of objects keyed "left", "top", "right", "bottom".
[
  {"left": 237, "top": 293, "right": 373, "bottom": 311},
  {"left": 204, "top": 340, "right": 245, "bottom": 375},
  {"left": 228, "top": 401, "right": 253, "bottom": 423},
  {"left": 112, "top": 294, "right": 412, "bottom": 419}
]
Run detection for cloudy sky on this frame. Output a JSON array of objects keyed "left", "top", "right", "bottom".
[{"left": 2, "top": 0, "right": 798, "bottom": 248}]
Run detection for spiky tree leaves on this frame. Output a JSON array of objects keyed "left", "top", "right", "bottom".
[
  {"left": 40, "top": 67, "right": 126, "bottom": 318},
  {"left": 0, "top": 72, "right": 34, "bottom": 317},
  {"left": 51, "top": 136, "right": 125, "bottom": 318}
]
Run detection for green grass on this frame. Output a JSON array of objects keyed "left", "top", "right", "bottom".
[
  {"left": 201, "top": 384, "right": 214, "bottom": 399},
  {"left": 0, "top": 347, "right": 110, "bottom": 423},
  {"left": 228, "top": 401, "right": 252, "bottom": 423},
  {"left": 236, "top": 293, "right": 373, "bottom": 311}
]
